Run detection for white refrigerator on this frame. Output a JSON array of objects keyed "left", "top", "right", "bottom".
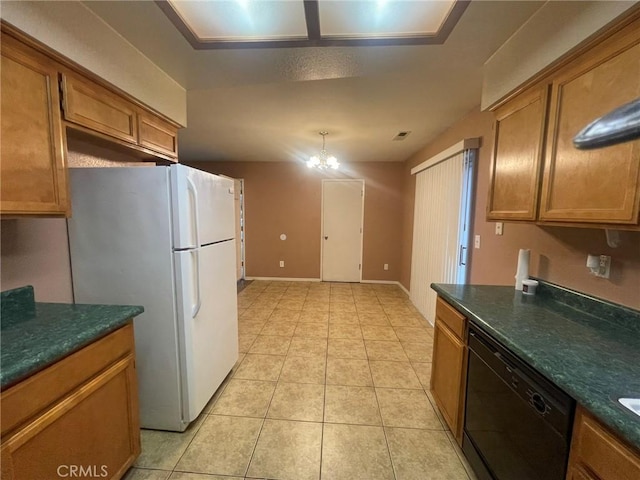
[{"left": 68, "top": 164, "right": 238, "bottom": 432}]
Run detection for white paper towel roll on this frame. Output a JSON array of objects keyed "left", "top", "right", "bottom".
[{"left": 515, "top": 249, "right": 530, "bottom": 290}]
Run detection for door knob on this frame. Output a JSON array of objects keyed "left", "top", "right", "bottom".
[{"left": 324, "top": 236, "right": 328, "bottom": 240}]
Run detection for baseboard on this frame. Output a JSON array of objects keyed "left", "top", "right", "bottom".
[
  {"left": 244, "top": 277, "right": 322, "bottom": 282},
  {"left": 244, "top": 277, "right": 409, "bottom": 295},
  {"left": 360, "top": 279, "right": 410, "bottom": 295}
]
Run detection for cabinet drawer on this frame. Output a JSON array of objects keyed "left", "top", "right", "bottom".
[
  {"left": 435, "top": 297, "right": 466, "bottom": 339},
  {"left": 0, "top": 323, "right": 134, "bottom": 436},
  {"left": 61, "top": 73, "right": 137, "bottom": 144},
  {"left": 569, "top": 407, "right": 640, "bottom": 480},
  {"left": 138, "top": 112, "right": 178, "bottom": 158}
]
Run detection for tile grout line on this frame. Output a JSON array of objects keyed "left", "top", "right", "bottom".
[
  {"left": 367, "top": 297, "right": 399, "bottom": 480},
  {"left": 242, "top": 300, "right": 290, "bottom": 480},
  {"left": 443, "top": 430, "right": 475, "bottom": 480},
  {"left": 319, "top": 294, "right": 330, "bottom": 480}
]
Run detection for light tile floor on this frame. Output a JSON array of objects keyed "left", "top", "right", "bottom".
[{"left": 125, "top": 281, "right": 477, "bottom": 480}]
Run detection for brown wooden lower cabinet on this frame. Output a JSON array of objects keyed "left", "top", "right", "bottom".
[
  {"left": 566, "top": 406, "right": 640, "bottom": 480},
  {"left": 0, "top": 323, "right": 140, "bottom": 480},
  {"left": 430, "top": 296, "right": 468, "bottom": 446}
]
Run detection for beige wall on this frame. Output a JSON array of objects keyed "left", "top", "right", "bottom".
[
  {"left": 481, "top": 1, "right": 637, "bottom": 109},
  {"left": 188, "top": 161, "right": 404, "bottom": 282},
  {"left": 400, "top": 106, "right": 640, "bottom": 309},
  {"left": 0, "top": 218, "right": 74, "bottom": 302},
  {"left": 4, "top": 127, "right": 638, "bottom": 308},
  {"left": 0, "top": 141, "right": 145, "bottom": 302}
]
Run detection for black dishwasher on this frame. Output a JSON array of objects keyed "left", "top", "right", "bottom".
[{"left": 463, "top": 325, "right": 575, "bottom": 480}]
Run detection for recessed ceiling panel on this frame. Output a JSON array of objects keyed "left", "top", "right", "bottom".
[
  {"left": 167, "top": 0, "right": 308, "bottom": 41},
  {"left": 318, "top": 0, "right": 456, "bottom": 38}
]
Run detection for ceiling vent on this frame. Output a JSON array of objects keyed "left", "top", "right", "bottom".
[{"left": 393, "top": 131, "right": 411, "bottom": 141}]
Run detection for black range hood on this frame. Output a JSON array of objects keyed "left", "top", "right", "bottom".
[{"left": 573, "top": 97, "right": 640, "bottom": 149}]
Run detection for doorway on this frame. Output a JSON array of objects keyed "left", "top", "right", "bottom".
[
  {"left": 321, "top": 179, "right": 364, "bottom": 282},
  {"left": 233, "top": 178, "right": 245, "bottom": 281}
]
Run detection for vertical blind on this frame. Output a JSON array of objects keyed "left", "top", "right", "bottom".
[{"left": 410, "top": 149, "right": 474, "bottom": 324}]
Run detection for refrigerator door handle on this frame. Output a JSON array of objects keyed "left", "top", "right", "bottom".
[
  {"left": 192, "top": 249, "right": 202, "bottom": 318},
  {"left": 186, "top": 175, "right": 201, "bottom": 248}
]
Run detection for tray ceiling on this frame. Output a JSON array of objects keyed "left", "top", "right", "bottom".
[
  {"left": 159, "top": 0, "right": 467, "bottom": 48},
  {"left": 83, "top": 0, "right": 544, "bottom": 163}
]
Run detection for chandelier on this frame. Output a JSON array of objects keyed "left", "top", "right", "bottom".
[{"left": 306, "top": 131, "right": 340, "bottom": 170}]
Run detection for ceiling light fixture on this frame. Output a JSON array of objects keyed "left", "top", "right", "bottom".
[{"left": 307, "top": 131, "right": 340, "bottom": 170}]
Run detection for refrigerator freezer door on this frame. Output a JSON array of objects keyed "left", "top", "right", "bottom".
[
  {"left": 174, "top": 239, "right": 239, "bottom": 423},
  {"left": 171, "top": 164, "right": 235, "bottom": 248},
  {"left": 68, "top": 167, "right": 185, "bottom": 431}
]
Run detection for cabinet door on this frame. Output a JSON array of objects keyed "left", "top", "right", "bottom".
[
  {"left": 430, "top": 319, "right": 467, "bottom": 444},
  {"left": 539, "top": 25, "right": 640, "bottom": 225},
  {"left": 61, "top": 72, "right": 138, "bottom": 144},
  {"left": 487, "top": 86, "right": 548, "bottom": 221},
  {"left": 567, "top": 406, "right": 640, "bottom": 480},
  {"left": 3, "top": 355, "right": 140, "bottom": 480},
  {"left": 138, "top": 112, "right": 178, "bottom": 158},
  {"left": 0, "top": 33, "right": 68, "bottom": 216},
  {"left": 1, "top": 324, "right": 140, "bottom": 480}
]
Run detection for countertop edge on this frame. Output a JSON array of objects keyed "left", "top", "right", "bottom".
[{"left": 1, "top": 304, "right": 144, "bottom": 390}]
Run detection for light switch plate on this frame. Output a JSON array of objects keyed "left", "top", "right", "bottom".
[
  {"left": 474, "top": 235, "right": 481, "bottom": 249},
  {"left": 495, "top": 222, "right": 504, "bottom": 235},
  {"left": 279, "top": 261, "right": 285, "bottom": 268}
]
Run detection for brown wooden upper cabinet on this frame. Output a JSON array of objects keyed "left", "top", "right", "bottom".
[
  {"left": 487, "top": 86, "right": 548, "bottom": 221},
  {"left": 137, "top": 112, "right": 179, "bottom": 158},
  {"left": 539, "top": 25, "right": 640, "bottom": 225},
  {"left": 1, "top": 22, "right": 181, "bottom": 216},
  {"left": 61, "top": 73, "right": 179, "bottom": 160},
  {"left": 487, "top": 16, "right": 640, "bottom": 228},
  {"left": 0, "top": 32, "right": 69, "bottom": 216},
  {"left": 61, "top": 72, "right": 138, "bottom": 144}
]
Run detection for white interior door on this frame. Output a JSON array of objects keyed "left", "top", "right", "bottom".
[{"left": 322, "top": 179, "right": 364, "bottom": 282}]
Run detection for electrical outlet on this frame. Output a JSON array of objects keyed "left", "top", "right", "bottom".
[
  {"left": 495, "top": 222, "right": 504, "bottom": 235},
  {"left": 383, "top": 263, "right": 389, "bottom": 271},
  {"left": 598, "top": 255, "right": 611, "bottom": 279},
  {"left": 279, "top": 260, "right": 284, "bottom": 268},
  {"left": 474, "top": 235, "right": 481, "bottom": 249},
  {"left": 587, "top": 254, "right": 611, "bottom": 278}
]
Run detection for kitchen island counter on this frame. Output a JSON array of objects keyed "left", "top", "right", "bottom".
[
  {"left": 431, "top": 281, "right": 640, "bottom": 450},
  {"left": 1, "top": 285, "right": 143, "bottom": 389}
]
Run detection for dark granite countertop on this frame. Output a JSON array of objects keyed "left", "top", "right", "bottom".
[
  {"left": 431, "top": 281, "right": 640, "bottom": 450},
  {"left": 1, "top": 286, "right": 144, "bottom": 389}
]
